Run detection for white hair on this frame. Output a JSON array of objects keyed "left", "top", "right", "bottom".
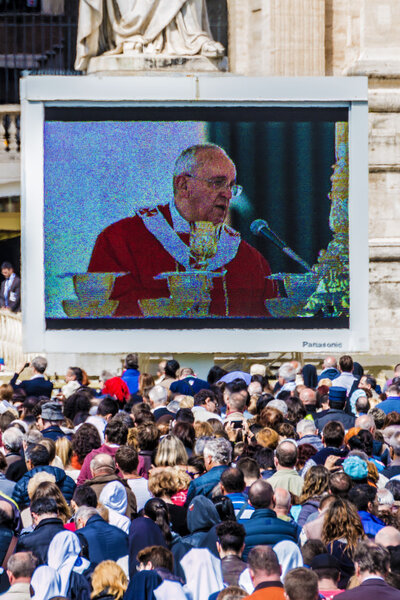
[
  {"left": 296, "top": 419, "right": 317, "bottom": 436},
  {"left": 2, "top": 427, "right": 24, "bottom": 452},
  {"left": 203, "top": 438, "right": 232, "bottom": 466},
  {"left": 74, "top": 506, "right": 98, "bottom": 527},
  {"left": 377, "top": 488, "right": 394, "bottom": 507},
  {"left": 278, "top": 363, "right": 296, "bottom": 382},
  {"left": 148, "top": 385, "right": 168, "bottom": 407},
  {"left": 173, "top": 143, "right": 229, "bottom": 180},
  {"left": 268, "top": 399, "right": 288, "bottom": 417}
]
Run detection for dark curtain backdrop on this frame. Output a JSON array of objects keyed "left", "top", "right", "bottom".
[{"left": 208, "top": 121, "right": 336, "bottom": 274}]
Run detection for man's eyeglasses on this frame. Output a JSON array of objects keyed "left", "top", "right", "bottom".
[{"left": 186, "top": 175, "right": 243, "bottom": 198}]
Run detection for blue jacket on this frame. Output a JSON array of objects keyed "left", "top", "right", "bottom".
[
  {"left": 78, "top": 514, "right": 128, "bottom": 565},
  {"left": 186, "top": 465, "right": 228, "bottom": 505},
  {"left": 358, "top": 511, "right": 385, "bottom": 538},
  {"left": 375, "top": 397, "right": 400, "bottom": 415},
  {"left": 239, "top": 508, "right": 299, "bottom": 561},
  {"left": 121, "top": 368, "right": 140, "bottom": 394},
  {"left": 12, "top": 465, "right": 76, "bottom": 510}
]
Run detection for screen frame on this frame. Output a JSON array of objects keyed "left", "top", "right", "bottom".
[{"left": 20, "top": 75, "right": 369, "bottom": 354}]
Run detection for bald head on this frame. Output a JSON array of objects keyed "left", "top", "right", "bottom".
[
  {"left": 323, "top": 356, "right": 337, "bottom": 369},
  {"left": 0, "top": 500, "right": 13, "bottom": 520},
  {"left": 274, "top": 488, "right": 291, "bottom": 510},
  {"left": 375, "top": 526, "right": 400, "bottom": 547},
  {"left": 249, "top": 479, "right": 274, "bottom": 509},
  {"left": 90, "top": 453, "right": 115, "bottom": 476},
  {"left": 355, "top": 414, "right": 375, "bottom": 433},
  {"left": 299, "top": 388, "right": 317, "bottom": 407}
]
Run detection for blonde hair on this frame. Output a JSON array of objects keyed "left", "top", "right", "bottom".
[
  {"left": 31, "top": 481, "right": 71, "bottom": 523},
  {"left": 154, "top": 435, "right": 188, "bottom": 467},
  {"left": 193, "top": 421, "right": 213, "bottom": 438},
  {"left": 178, "top": 395, "right": 194, "bottom": 409},
  {"left": 27, "top": 472, "right": 56, "bottom": 499},
  {"left": 256, "top": 427, "right": 279, "bottom": 450},
  {"left": 318, "top": 378, "right": 333, "bottom": 388},
  {"left": 91, "top": 560, "right": 128, "bottom": 600},
  {"left": 55, "top": 437, "right": 72, "bottom": 468},
  {"left": 148, "top": 466, "right": 191, "bottom": 497}
]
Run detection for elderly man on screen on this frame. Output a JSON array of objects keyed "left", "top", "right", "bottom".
[{"left": 88, "top": 144, "right": 277, "bottom": 317}]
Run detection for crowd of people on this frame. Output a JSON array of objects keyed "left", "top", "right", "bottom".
[{"left": 0, "top": 353, "right": 399, "bottom": 599}]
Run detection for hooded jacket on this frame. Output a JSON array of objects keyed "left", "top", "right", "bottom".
[
  {"left": 182, "top": 496, "right": 221, "bottom": 550},
  {"left": 12, "top": 465, "right": 76, "bottom": 510}
]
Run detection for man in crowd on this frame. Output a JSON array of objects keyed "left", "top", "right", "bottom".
[
  {"left": 247, "top": 545, "right": 285, "bottom": 599},
  {"left": 0, "top": 262, "right": 20, "bottom": 312},
  {"left": 88, "top": 143, "right": 277, "bottom": 317},
  {"left": 2, "top": 552, "right": 37, "bottom": 600},
  {"left": 36, "top": 401, "right": 67, "bottom": 441},
  {"left": 75, "top": 506, "right": 128, "bottom": 565},
  {"left": 10, "top": 357, "right": 53, "bottom": 398},
  {"left": 16, "top": 498, "right": 64, "bottom": 563},
  {"left": 318, "top": 356, "right": 340, "bottom": 382},
  {"left": 121, "top": 353, "right": 140, "bottom": 394},
  {"left": 186, "top": 438, "right": 231, "bottom": 504},
  {"left": 331, "top": 355, "right": 358, "bottom": 395},
  {"left": 239, "top": 480, "right": 298, "bottom": 560},
  {"left": 268, "top": 441, "right": 303, "bottom": 499},
  {"left": 314, "top": 387, "right": 355, "bottom": 431},
  {"left": 216, "top": 521, "right": 247, "bottom": 587},
  {"left": 148, "top": 385, "right": 173, "bottom": 421},
  {"left": 284, "top": 567, "right": 319, "bottom": 600},
  {"left": 338, "top": 541, "right": 400, "bottom": 599},
  {"left": 192, "top": 389, "right": 222, "bottom": 422},
  {"left": 376, "top": 382, "right": 400, "bottom": 414},
  {"left": 220, "top": 468, "right": 248, "bottom": 516}
]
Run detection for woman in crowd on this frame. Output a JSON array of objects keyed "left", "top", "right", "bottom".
[
  {"left": 71, "top": 423, "right": 101, "bottom": 470},
  {"left": 296, "top": 465, "right": 330, "bottom": 527},
  {"left": 322, "top": 497, "right": 365, "bottom": 588},
  {"left": 154, "top": 434, "right": 188, "bottom": 468},
  {"left": 148, "top": 468, "right": 190, "bottom": 535},
  {"left": 91, "top": 560, "right": 128, "bottom": 600}
]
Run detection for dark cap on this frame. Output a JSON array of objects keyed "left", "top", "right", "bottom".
[
  {"left": 311, "top": 553, "right": 340, "bottom": 570},
  {"left": 329, "top": 386, "right": 347, "bottom": 404}
]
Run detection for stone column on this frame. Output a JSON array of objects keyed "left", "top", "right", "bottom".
[
  {"left": 228, "top": 0, "right": 325, "bottom": 75},
  {"left": 347, "top": 0, "right": 400, "bottom": 77}
]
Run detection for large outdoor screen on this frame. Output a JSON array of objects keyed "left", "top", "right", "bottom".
[
  {"left": 21, "top": 75, "right": 368, "bottom": 353},
  {"left": 43, "top": 105, "right": 349, "bottom": 330}
]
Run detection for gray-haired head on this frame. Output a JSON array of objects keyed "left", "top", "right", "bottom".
[
  {"left": 148, "top": 385, "right": 168, "bottom": 407},
  {"left": 389, "top": 431, "right": 400, "bottom": 457},
  {"left": 296, "top": 419, "right": 317, "bottom": 437},
  {"left": 194, "top": 435, "right": 213, "bottom": 457},
  {"left": 278, "top": 363, "right": 296, "bottom": 383},
  {"left": 31, "top": 356, "right": 47, "bottom": 374},
  {"left": 90, "top": 453, "right": 115, "bottom": 475},
  {"left": 173, "top": 143, "right": 232, "bottom": 192},
  {"left": 74, "top": 506, "right": 98, "bottom": 528},
  {"left": 23, "top": 429, "right": 43, "bottom": 446},
  {"left": 3, "top": 427, "right": 24, "bottom": 452},
  {"left": 203, "top": 437, "right": 232, "bottom": 466},
  {"left": 268, "top": 399, "right": 288, "bottom": 417}
]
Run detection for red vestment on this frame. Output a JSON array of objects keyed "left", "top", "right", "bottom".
[{"left": 88, "top": 204, "right": 277, "bottom": 317}]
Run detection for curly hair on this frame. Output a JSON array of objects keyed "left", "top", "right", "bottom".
[
  {"left": 299, "top": 465, "right": 329, "bottom": 504},
  {"left": 256, "top": 427, "right": 279, "bottom": 450},
  {"left": 63, "top": 390, "right": 92, "bottom": 422},
  {"left": 322, "top": 497, "right": 364, "bottom": 552},
  {"left": 148, "top": 466, "right": 191, "bottom": 497},
  {"left": 71, "top": 423, "right": 101, "bottom": 464}
]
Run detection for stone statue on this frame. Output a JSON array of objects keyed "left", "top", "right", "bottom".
[{"left": 75, "top": 0, "right": 225, "bottom": 71}]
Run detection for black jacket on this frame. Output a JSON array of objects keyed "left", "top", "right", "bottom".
[
  {"left": 9, "top": 373, "right": 53, "bottom": 398},
  {"left": 16, "top": 517, "right": 65, "bottom": 563},
  {"left": 314, "top": 408, "right": 355, "bottom": 432}
]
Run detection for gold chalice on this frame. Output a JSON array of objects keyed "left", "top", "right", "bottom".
[{"left": 189, "top": 221, "right": 220, "bottom": 270}]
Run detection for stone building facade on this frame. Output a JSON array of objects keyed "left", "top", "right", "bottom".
[
  {"left": 0, "top": 0, "right": 399, "bottom": 373},
  {"left": 227, "top": 0, "right": 400, "bottom": 358}
]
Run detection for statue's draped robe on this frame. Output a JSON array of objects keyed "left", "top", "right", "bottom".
[{"left": 75, "top": 0, "right": 214, "bottom": 70}]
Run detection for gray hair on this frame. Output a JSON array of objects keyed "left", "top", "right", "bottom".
[
  {"left": 203, "top": 437, "right": 232, "bottom": 466},
  {"left": 90, "top": 453, "right": 115, "bottom": 473},
  {"left": 278, "top": 363, "right": 296, "bottom": 382},
  {"left": 23, "top": 429, "right": 43, "bottom": 446},
  {"left": 377, "top": 488, "right": 394, "bottom": 507},
  {"left": 389, "top": 431, "right": 400, "bottom": 457},
  {"left": 355, "top": 414, "right": 375, "bottom": 431},
  {"left": 268, "top": 399, "right": 288, "bottom": 417},
  {"left": 173, "top": 143, "right": 230, "bottom": 180},
  {"left": 194, "top": 436, "right": 213, "bottom": 456},
  {"left": 3, "top": 427, "right": 24, "bottom": 452},
  {"left": 31, "top": 356, "right": 47, "bottom": 374},
  {"left": 148, "top": 385, "right": 168, "bottom": 407},
  {"left": 74, "top": 506, "right": 98, "bottom": 527},
  {"left": 7, "top": 552, "right": 37, "bottom": 578},
  {"left": 100, "top": 369, "right": 115, "bottom": 382},
  {"left": 296, "top": 419, "right": 317, "bottom": 436}
]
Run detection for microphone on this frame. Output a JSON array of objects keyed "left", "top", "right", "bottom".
[{"left": 250, "top": 219, "right": 312, "bottom": 272}]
